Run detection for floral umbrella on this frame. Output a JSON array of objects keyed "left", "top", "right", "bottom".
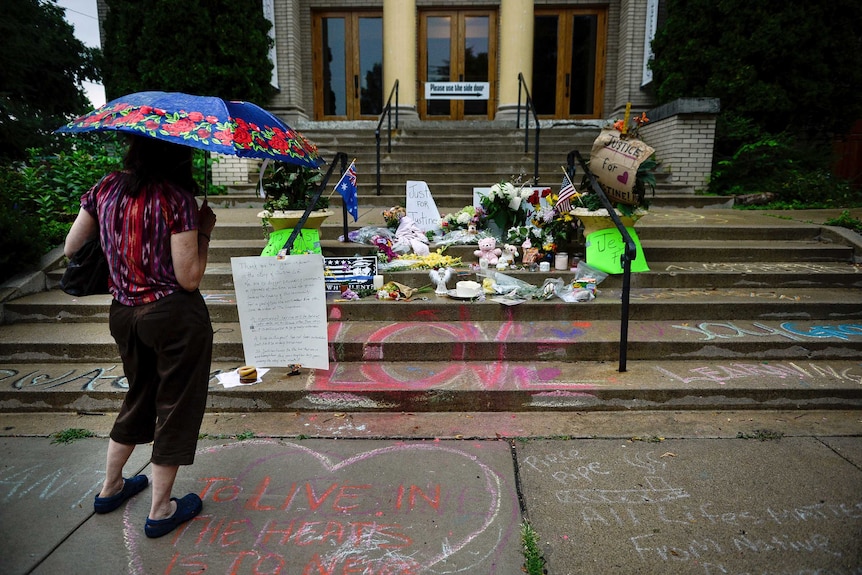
[{"left": 56, "top": 91, "right": 323, "bottom": 169}]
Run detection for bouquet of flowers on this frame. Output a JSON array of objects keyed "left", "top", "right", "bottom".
[
  {"left": 506, "top": 187, "right": 578, "bottom": 254},
  {"left": 480, "top": 179, "right": 530, "bottom": 235},
  {"left": 382, "top": 206, "right": 407, "bottom": 230},
  {"left": 440, "top": 205, "right": 485, "bottom": 231}
]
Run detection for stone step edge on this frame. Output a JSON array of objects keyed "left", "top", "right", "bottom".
[{"left": 2, "top": 360, "right": 861, "bottom": 414}]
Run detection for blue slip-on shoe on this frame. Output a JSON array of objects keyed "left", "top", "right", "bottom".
[
  {"left": 144, "top": 493, "right": 203, "bottom": 538},
  {"left": 94, "top": 475, "right": 149, "bottom": 514}
]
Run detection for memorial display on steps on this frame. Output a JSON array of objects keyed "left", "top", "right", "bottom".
[{"left": 331, "top": 108, "right": 657, "bottom": 302}]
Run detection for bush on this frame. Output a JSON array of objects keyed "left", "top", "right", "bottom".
[
  {"left": 709, "top": 134, "right": 862, "bottom": 208},
  {"left": 0, "top": 166, "right": 48, "bottom": 281}
]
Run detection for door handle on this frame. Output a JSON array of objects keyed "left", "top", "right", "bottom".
[
  {"left": 565, "top": 73, "right": 570, "bottom": 98},
  {"left": 354, "top": 75, "right": 359, "bottom": 98}
]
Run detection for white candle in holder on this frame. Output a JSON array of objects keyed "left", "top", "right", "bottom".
[
  {"left": 555, "top": 252, "right": 569, "bottom": 270},
  {"left": 373, "top": 275, "right": 384, "bottom": 289}
]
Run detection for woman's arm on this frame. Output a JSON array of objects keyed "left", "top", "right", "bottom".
[
  {"left": 171, "top": 199, "right": 216, "bottom": 291},
  {"left": 64, "top": 208, "right": 99, "bottom": 257}
]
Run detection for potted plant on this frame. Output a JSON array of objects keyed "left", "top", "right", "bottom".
[{"left": 257, "top": 162, "right": 334, "bottom": 231}]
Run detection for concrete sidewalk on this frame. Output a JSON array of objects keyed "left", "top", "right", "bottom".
[{"left": 2, "top": 410, "right": 860, "bottom": 575}]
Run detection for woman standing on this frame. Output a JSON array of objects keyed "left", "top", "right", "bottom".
[{"left": 64, "top": 135, "right": 216, "bottom": 538}]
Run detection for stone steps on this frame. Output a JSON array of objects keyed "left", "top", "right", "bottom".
[
  {"left": 2, "top": 125, "right": 861, "bottom": 415},
  {"left": 5, "top": 359, "right": 860, "bottom": 413},
  {"left": 6, "top": 287, "right": 862, "bottom": 325},
  {"left": 2, "top": 319, "right": 861, "bottom": 366}
]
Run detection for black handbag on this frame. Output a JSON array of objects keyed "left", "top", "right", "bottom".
[{"left": 60, "top": 237, "right": 110, "bottom": 296}]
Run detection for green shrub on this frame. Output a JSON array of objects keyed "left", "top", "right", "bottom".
[
  {"left": 709, "top": 134, "right": 862, "bottom": 208},
  {"left": 0, "top": 166, "right": 48, "bottom": 281}
]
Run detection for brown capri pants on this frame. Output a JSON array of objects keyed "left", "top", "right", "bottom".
[{"left": 109, "top": 290, "right": 213, "bottom": 466}]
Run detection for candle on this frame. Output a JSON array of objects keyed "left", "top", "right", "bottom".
[
  {"left": 555, "top": 252, "right": 569, "bottom": 271},
  {"left": 373, "top": 275, "right": 384, "bottom": 290},
  {"left": 539, "top": 261, "right": 550, "bottom": 272},
  {"left": 622, "top": 102, "right": 632, "bottom": 134}
]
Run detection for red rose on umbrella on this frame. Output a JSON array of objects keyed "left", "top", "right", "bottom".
[
  {"left": 188, "top": 111, "right": 204, "bottom": 123},
  {"left": 233, "top": 126, "right": 252, "bottom": 145},
  {"left": 268, "top": 134, "right": 289, "bottom": 152},
  {"left": 165, "top": 117, "right": 196, "bottom": 135},
  {"left": 212, "top": 129, "right": 232, "bottom": 144},
  {"left": 205, "top": 115, "right": 219, "bottom": 124}
]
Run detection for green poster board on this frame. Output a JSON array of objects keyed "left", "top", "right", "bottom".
[
  {"left": 261, "top": 228, "right": 322, "bottom": 257},
  {"left": 584, "top": 226, "right": 649, "bottom": 274}
]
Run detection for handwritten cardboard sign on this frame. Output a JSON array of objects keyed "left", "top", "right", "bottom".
[
  {"left": 231, "top": 255, "right": 328, "bottom": 369},
  {"left": 584, "top": 226, "right": 650, "bottom": 274},
  {"left": 590, "top": 129, "right": 654, "bottom": 205},
  {"left": 260, "top": 228, "right": 321, "bottom": 257},
  {"left": 406, "top": 180, "right": 441, "bottom": 231}
]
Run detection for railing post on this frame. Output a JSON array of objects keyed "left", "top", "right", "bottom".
[
  {"left": 376, "top": 80, "right": 400, "bottom": 197},
  {"left": 569, "top": 150, "right": 636, "bottom": 373},
  {"left": 518, "top": 74, "right": 541, "bottom": 185}
]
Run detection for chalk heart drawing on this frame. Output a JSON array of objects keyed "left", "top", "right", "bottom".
[
  {"left": 123, "top": 440, "right": 506, "bottom": 574},
  {"left": 616, "top": 171, "right": 629, "bottom": 185}
]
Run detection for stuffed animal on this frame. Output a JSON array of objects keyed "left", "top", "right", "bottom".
[
  {"left": 474, "top": 237, "right": 502, "bottom": 266},
  {"left": 499, "top": 243, "right": 519, "bottom": 267}
]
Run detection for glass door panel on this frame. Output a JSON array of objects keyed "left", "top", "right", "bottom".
[
  {"left": 358, "top": 16, "right": 383, "bottom": 116},
  {"left": 425, "top": 15, "right": 453, "bottom": 117},
  {"left": 569, "top": 15, "right": 598, "bottom": 115},
  {"left": 532, "top": 15, "right": 559, "bottom": 115},
  {"left": 463, "top": 15, "right": 490, "bottom": 117},
  {"left": 320, "top": 17, "right": 347, "bottom": 117}
]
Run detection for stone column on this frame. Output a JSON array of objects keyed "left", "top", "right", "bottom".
[
  {"left": 496, "top": 0, "right": 534, "bottom": 123},
  {"left": 383, "top": 0, "right": 419, "bottom": 121}
]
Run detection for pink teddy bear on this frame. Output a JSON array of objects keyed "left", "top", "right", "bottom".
[{"left": 474, "top": 237, "right": 502, "bottom": 266}]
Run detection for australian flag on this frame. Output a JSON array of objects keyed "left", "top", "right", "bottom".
[{"left": 334, "top": 160, "right": 359, "bottom": 221}]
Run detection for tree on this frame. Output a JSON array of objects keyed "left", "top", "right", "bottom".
[
  {"left": 0, "top": 0, "right": 99, "bottom": 161},
  {"left": 650, "top": 0, "right": 862, "bottom": 155},
  {"left": 102, "top": 0, "right": 276, "bottom": 104}
]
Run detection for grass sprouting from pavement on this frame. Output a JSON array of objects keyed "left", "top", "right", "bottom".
[
  {"left": 737, "top": 429, "right": 784, "bottom": 441},
  {"left": 521, "top": 521, "right": 547, "bottom": 574},
  {"left": 51, "top": 428, "right": 95, "bottom": 444}
]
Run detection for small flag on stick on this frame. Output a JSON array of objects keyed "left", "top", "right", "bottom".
[
  {"left": 556, "top": 168, "right": 578, "bottom": 213},
  {"left": 334, "top": 160, "right": 358, "bottom": 221}
]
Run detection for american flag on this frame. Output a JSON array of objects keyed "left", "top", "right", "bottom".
[{"left": 556, "top": 170, "right": 577, "bottom": 213}]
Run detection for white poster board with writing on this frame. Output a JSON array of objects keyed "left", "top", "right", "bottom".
[
  {"left": 231, "top": 255, "right": 328, "bottom": 369},
  {"left": 406, "top": 180, "right": 441, "bottom": 232}
]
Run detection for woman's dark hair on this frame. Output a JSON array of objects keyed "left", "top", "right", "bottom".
[{"left": 123, "top": 135, "right": 198, "bottom": 195}]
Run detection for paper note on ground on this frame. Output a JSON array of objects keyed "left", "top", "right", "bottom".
[
  {"left": 406, "top": 180, "right": 441, "bottom": 231},
  {"left": 584, "top": 226, "right": 650, "bottom": 274},
  {"left": 231, "top": 255, "right": 328, "bottom": 369}
]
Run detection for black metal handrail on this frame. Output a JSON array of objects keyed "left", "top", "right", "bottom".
[
  {"left": 568, "top": 150, "right": 636, "bottom": 373},
  {"left": 516, "top": 73, "right": 540, "bottom": 184},
  {"left": 281, "top": 152, "right": 349, "bottom": 254},
  {"left": 375, "top": 80, "right": 399, "bottom": 196}
]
